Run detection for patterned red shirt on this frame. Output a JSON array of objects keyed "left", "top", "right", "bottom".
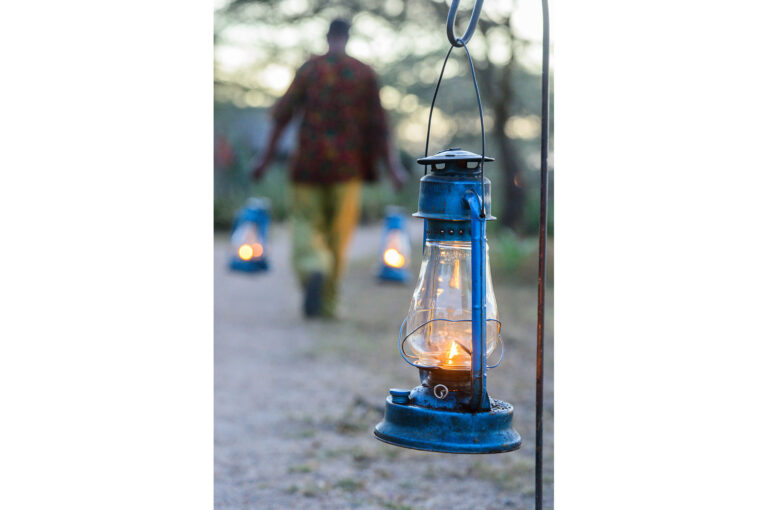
[{"left": 271, "top": 53, "right": 390, "bottom": 184}]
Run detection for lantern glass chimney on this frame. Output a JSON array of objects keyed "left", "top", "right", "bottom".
[
  {"left": 231, "top": 221, "right": 264, "bottom": 261},
  {"left": 403, "top": 238, "right": 499, "bottom": 370},
  {"left": 382, "top": 228, "right": 410, "bottom": 269}
]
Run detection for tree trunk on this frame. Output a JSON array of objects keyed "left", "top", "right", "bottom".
[
  {"left": 473, "top": 18, "right": 527, "bottom": 233},
  {"left": 492, "top": 101, "right": 526, "bottom": 231}
]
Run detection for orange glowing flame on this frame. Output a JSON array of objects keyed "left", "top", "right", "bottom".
[
  {"left": 238, "top": 244, "right": 254, "bottom": 260},
  {"left": 447, "top": 341, "right": 460, "bottom": 365},
  {"left": 251, "top": 243, "right": 264, "bottom": 258},
  {"left": 383, "top": 248, "right": 405, "bottom": 268}
]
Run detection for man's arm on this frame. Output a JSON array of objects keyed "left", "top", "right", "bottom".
[
  {"left": 250, "top": 118, "right": 289, "bottom": 180},
  {"left": 368, "top": 71, "right": 407, "bottom": 190},
  {"left": 250, "top": 61, "right": 310, "bottom": 180},
  {"left": 383, "top": 134, "right": 407, "bottom": 191}
]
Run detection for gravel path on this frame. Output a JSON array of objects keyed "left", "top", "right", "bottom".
[{"left": 214, "top": 222, "right": 554, "bottom": 509}]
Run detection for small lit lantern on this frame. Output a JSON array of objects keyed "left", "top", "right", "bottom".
[
  {"left": 374, "top": 148, "right": 521, "bottom": 453},
  {"left": 378, "top": 206, "right": 411, "bottom": 283},
  {"left": 228, "top": 197, "right": 270, "bottom": 273}
]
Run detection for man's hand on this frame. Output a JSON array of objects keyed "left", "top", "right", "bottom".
[
  {"left": 250, "top": 124, "right": 284, "bottom": 180},
  {"left": 249, "top": 155, "right": 270, "bottom": 181}
]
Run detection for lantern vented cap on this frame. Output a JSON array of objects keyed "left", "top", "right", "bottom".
[{"left": 417, "top": 148, "right": 494, "bottom": 165}]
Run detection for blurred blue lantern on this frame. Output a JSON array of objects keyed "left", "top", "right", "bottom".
[
  {"left": 377, "top": 206, "right": 411, "bottom": 283},
  {"left": 374, "top": 149, "right": 521, "bottom": 454},
  {"left": 229, "top": 197, "right": 270, "bottom": 273}
]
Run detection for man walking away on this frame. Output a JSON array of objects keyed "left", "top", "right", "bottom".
[{"left": 251, "top": 18, "right": 406, "bottom": 319}]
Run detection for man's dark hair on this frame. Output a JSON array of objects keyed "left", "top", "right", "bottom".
[{"left": 327, "top": 18, "right": 351, "bottom": 39}]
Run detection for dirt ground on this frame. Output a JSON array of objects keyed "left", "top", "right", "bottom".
[{"left": 214, "top": 222, "right": 554, "bottom": 510}]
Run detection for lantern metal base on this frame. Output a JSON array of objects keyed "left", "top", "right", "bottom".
[
  {"left": 228, "top": 258, "right": 269, "bottom": 273},
  {"left": 374, "top": 393, "right": 521, "bottom": 454},
  {"left": 377, "top": 266, "right": 410, "bottom": 283}
]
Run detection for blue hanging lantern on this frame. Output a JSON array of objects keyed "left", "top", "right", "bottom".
[
  {"left": 377, "top": 207, "right": 411, "bottom": 283},
  {"left": 228, "top": 197, "right": 270, "bottom": 273},
  {"left": 373, "top": 149, "right": 521, "bottom": 454}
]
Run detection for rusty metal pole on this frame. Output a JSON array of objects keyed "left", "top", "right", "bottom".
[{"left": 535, "top": 0, "right": 551, "bottom": 509}]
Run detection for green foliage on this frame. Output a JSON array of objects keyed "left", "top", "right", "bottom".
[
  {"left": 213, "top": 156, "right": 290, "bottom": 229},
  {"left": 213, "top": 106, "right": 422, "bottom": 229},
  {"left": 334, "top": 478, "right": 365, "bottom": 492},
  {"left": 213, "top": 174, "right": 420, "bottom": 230},
  {"left": 466, "top": 458, "right": 532, "bottom": 492},
  {"left": 520, "top": 177, "right": 555, "bottom": 236},
  {"left": 287, "top": 464, "right": 314, "bottom": 474},
  {"left": 488, "top": 226, "right": 539, "bottom": 282}
]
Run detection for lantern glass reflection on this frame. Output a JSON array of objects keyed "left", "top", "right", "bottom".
[{"left": 404, "top": 239, "right": 499, "bottom": 370}]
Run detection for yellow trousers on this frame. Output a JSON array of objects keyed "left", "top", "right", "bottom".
[{"left": 290, "top": 179, "right": 362, "bottom": 316}]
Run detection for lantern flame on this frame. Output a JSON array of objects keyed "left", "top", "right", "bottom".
[
  {"left": 238, "top": 244, "right": 254, "bottom": 260},
  {"left": 238, "top": 243, "right": 263, "bottom": 261},
  {"left": 383, "top": 248, "right": 406, "bottom": 268},
  {"left": 447, "top": 341, "right": 460, "bottom": 365}
]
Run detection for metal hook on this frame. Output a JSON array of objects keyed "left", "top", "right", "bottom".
[{"left": 446, "top": 0, "right": 485, "bottom": 47}]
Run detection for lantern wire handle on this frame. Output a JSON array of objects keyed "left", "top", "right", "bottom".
[
  {"left": 535, "top": 0, "right": 551, "bottom": 508},
  {"left": 423, "top": 44, "right": 487, "bottom": 217},
  {"left": 424, "top": 45, "right": 455, "bottom": 175}
]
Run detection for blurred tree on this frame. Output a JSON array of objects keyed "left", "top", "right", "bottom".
[{"left": 215, "top": 0, "right": 543, "bottom": 232}]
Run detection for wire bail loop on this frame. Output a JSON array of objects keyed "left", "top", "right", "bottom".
[
  {"left": 423, "top": 44, "right": 487, "bottom": 215},
  {"left": 398, "top": 316, "right": 505, "bottom": 370},
  {"left": 446, "top": 0, "right": 485, "bottom": 47}
]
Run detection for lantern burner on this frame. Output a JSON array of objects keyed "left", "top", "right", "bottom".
[{"left": 423, "top": 367, "right": 472, "bottom": 392}]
